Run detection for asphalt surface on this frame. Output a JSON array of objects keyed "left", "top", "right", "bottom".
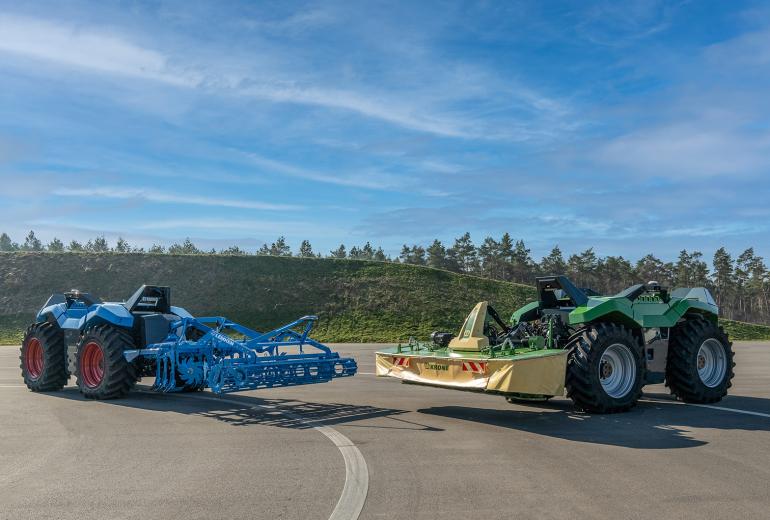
[{"left": 2, "top": 342, "right": 770, "bottom": 520}]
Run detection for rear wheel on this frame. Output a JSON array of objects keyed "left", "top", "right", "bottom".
[
  {"left": 566, "top": 323, "right": 644, "bottom": 413},
  {"left": 76, "top": 325, "right": 137, "bottom": 399},
  {"left": 666, "top": 318, "right": 734, "bottom": 403},
  {"left": 20, "top": 322, "right": 68, "bottom": 391}
]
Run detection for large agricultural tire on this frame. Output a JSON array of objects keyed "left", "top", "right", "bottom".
[
  {"left": 20, "top": 322, "right": 69, "bottom": 392},
  {"left": 566, "top": 323, "right": 645, "bottom": 414},
  {"left": 666, "top": 318, "right": 734, "bottom": 403},
  {"left": 76, "top": 325, "right": 137, "bottom": 399}
]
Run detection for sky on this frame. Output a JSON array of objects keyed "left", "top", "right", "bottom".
[{"left": 1, "top": 0, "right": 769, "bottom": 261}]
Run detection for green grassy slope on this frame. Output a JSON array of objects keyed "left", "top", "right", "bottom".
[
  {"left": 720, "top": 319, "right": 770, "bottom": 341},
  {"left": 1, "top": 252, "right": 768, "bottom": 345},
  {"left": 0, "top": 252, "right": 535, "bottom": 344}
]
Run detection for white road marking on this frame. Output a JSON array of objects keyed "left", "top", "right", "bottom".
[
  {"left": 642, "top": 398, "right": 770, "bottom": 419},
  {"left": 190, "top": 394, "right": 369, "bottom": 520},
  {"left": 688, "top": 403, "right": 770, "bottom": 419}
]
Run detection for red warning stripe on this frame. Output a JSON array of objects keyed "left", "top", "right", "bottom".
[
  {"left": 393, "top": 356, "right": 410, "bottom": 367},
  {"left": 462, "top": 361, "right": 486, "bottom": 374}
]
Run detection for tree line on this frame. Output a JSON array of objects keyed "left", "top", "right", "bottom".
[{"left": 2, "top": 230, "right": 768, "bottom": 325}]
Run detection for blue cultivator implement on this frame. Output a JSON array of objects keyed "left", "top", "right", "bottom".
[
  {"left": 136, "top": 315, "right": 357, "bottom": 394},
  {"left": 19, "top": 285, "right": 356, "bottom": 399}
]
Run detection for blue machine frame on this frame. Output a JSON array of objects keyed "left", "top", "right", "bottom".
[
  {"left": 34, "top": 286, "right": 357, "bottom": 394},
  {"left": 128, "top": 315, "right": 357, "bottom": 394}
]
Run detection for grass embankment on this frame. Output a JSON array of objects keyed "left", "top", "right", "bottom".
[
  {"left": 0, "top": 252, "right": 534, "bottom": 344},
  {"left": 720, "top": 319, "right": 770, "bottom": 341},
  {"left": 1, "top": 252, "right": 768, "bottom": 345}
]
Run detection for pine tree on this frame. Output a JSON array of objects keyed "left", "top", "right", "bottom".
[
  {"left": 399, "top": 245, "right": 426, "bottom": 265},
  {"left": 634, "top": 254, "right": 673, "bottom": 286},
  {"left": 0, "top": 233, "right": 17, "bottom": 251},
  {"left": 478, "top": 236, "right": 501, "bottom": 279},
  {"left": 399, "top": 245, "right": 411, "bottom": 263},
  {"left": 510, "top": 240, "right": 534, "bottom": 283},
  {"left": 498, "top": 233, "right": 515, "bottom": 279},
  {"left": 361, "top": 242, "right": 374, "bottom": 260},
  {"left": 68, "top": 240, "right": 84, "bottom": 251},
  {"left": 690, "top": 251, "right": 710, "bottom": 286},
  {"left": 596, "top": 256, "right": 633, "bottom": 294},
  {"left": 269, "top": 236, "right": 291, "bottom": 256},
  {"left": 453, "top": 232, "right": 478, "bottom": 274},
  {"left": 221, "top": 245, "right": 246, "bottom": 255},
  {"left": 168, "top": 238, "right": 200, "bottom": 254},
  {"left": 541, "top": 246, "right": 567, "bottom": 275},
  {"left": 426, "top": 239, "right": 447, "bottom": 269},
  {"left": 114, "top": 237, "right": 131, "bottom": 253},
  {"left": 299, "top": 240, "right": 314, "bottom": 258},
  {"left": 47, "top": 238, "right": 65, "bottom": 252},
  {"left": 568, "top": 248, "right": 598, "bottom": 289},
  {"left": 149, "top": 244, "right": 165, "bottom": 254},
  {"left": 22, "top": 231, "right": 43, "bottom": 251},
  {"left": 712, "top": 247, "right": 734, "bottom": 314},
  {"left": 86, "top": 235, "right": 109, "bottom": 252},
  {"left": 330, "top": 244, "right": 346, "bottom": 258}
]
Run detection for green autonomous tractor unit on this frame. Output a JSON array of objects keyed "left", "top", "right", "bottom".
[{"left": 376, "top": 276, "right": 734, "bottom": 413}]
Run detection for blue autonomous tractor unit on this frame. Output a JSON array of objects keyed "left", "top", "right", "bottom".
[{"left": 20, "top": 285, "right": 357, "bottom": 399}]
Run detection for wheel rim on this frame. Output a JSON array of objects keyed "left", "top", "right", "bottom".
[
  {"left": 81, "top": 341, "right": 105, "bottom": 388},
  {"left": 598, "top": 343, "right": 637, "bottom": 399},
  {"left": 697, "top": 338, "right": 727, "bottom": 388},
  {"left": 25, "top": 338, "right": 44, "bottom": 380}
]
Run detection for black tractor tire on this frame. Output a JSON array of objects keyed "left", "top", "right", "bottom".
[
  {"left": 20, "top": 322, "right": 69, "bottom": 392},
  {"left": 566, "top": 323, "right": 645, "bottom": 414},
  {"left": 76, "top": 325, "right": 137, "bottom": 399},
  {"left": 666, "top": 318, "right": 734, "bottom": 403}
]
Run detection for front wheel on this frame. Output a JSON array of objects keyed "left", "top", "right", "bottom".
[
  {"left": 666, "top": 318, "right": 734, "bottom": 403},
  {"left": 76, "top": 325, "right": 137, "bottom": 399},
  {"left": 566, "top": 323, "right": 644, "bottom": 413},
  {"left": 20, "top": 322, "right": 68, "bottom": 391}
]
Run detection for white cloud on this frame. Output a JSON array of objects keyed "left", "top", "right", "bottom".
[
  {"left": 137, "top": 217, "right": 349, "bottom": 237},
  {"left": 0, "top": 12, "right": 569, "bottom": 141},
  {"left": 0, "top": 13, "right": 199, "bottom": 86},
  {"left": 238, "top": 150, "right": 404, "bottom": 190},
  {"left": 52, "top": 186, "right": 299, "bottom": 211},
  {"left": 596, "top": 123, "right": 770, "bottom": 178},
  {"left": 240, "top": 83, "right": 476, "bottom": 138}
]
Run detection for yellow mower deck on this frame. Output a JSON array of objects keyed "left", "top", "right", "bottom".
[{"left": 375, "top": 347, "right": 568, "bottom": 396}]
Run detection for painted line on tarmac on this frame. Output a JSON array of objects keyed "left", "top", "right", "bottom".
[
  {"left": 689, "top": 403, "right": 770, "bottom": 419},
  {"left": 191, "top": 394, "right": 368, "bottom": 520},
  {"left": 643, "top": 398, "right": 770, "bottom": 419}
]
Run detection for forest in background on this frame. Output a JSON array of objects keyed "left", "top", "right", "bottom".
[{"left": 2, "top": 230, "right": 768, "bottom": 325}]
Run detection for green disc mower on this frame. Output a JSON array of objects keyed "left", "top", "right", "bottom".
[{"left": 376, "top": 275, "right": 734, "bottom": 413}]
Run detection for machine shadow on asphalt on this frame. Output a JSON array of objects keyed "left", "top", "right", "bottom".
[
  {"left": 418, "top": 393, "right": 770, "bottom": 450},
  {"left": 41, "top": 386, "right": 443, "bottom": 432}
]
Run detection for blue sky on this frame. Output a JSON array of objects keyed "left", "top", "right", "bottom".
[{"left": 1, "top": 1, "right": 769, "bottom": 261}]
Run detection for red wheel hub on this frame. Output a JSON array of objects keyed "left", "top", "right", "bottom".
[
  {"left": 25, "top": 337, "right": 44, "bottom": 379},
  {"left": 81, "top": 341, "right": 105, "bottom": 388}
]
